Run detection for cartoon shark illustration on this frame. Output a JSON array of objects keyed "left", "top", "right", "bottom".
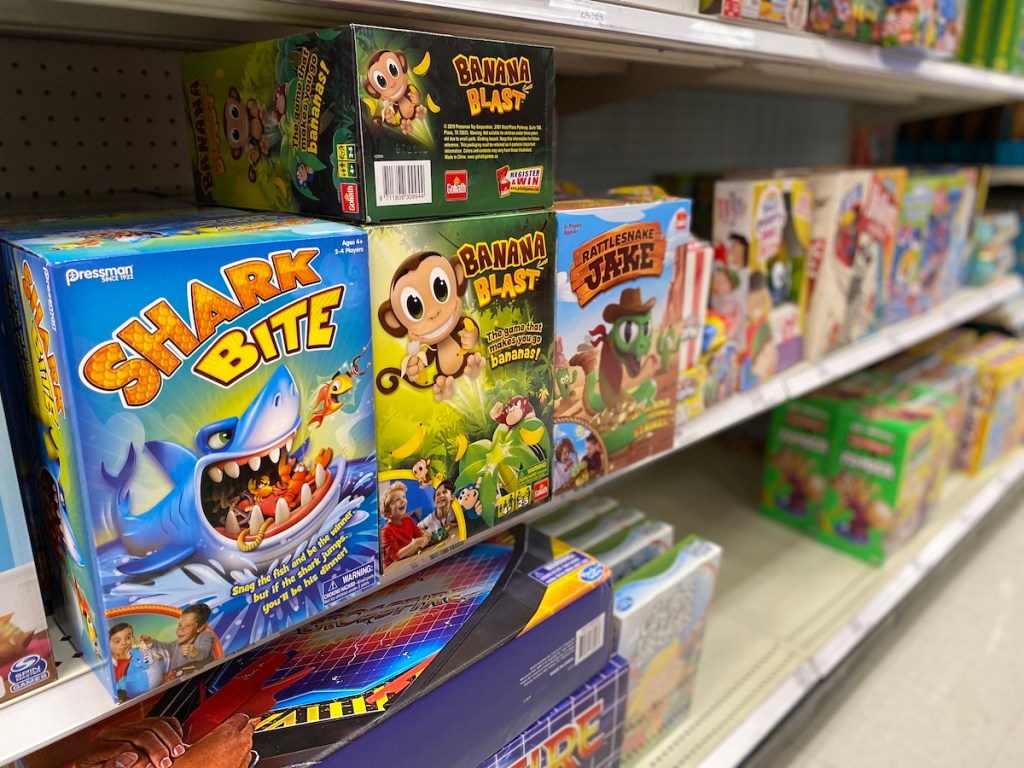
[{"left": 103, "top": 366, "right": 345, "bottom": 576}]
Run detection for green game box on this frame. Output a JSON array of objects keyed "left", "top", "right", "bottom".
[{"left": 181, "top": 26, "right": 554, "bottom": 222}]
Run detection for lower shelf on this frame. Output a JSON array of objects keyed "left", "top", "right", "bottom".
[{"left": 622, "top": 445, "right": 1024, "bottom": 768}]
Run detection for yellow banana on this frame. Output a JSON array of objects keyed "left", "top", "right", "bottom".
[
  {"left": 362, "top": 97, "right": 377, "bottom": 116},
  {"left": 519, "top": 425, "right": 545, "bottom": 446},
  {"left": 454, "top": 434, "right": 468, "bottom": 462},
  {"left": 391, "top": 423, "right": 426, "bottom": 459},
  {"left": 412, "top": 51, "right": 431, "bottom": 76},
  {"left": 426, "top": 94, "right": 441, "bottom": 113}
]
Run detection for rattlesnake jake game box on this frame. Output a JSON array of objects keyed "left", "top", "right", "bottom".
[
  {"left": 0, "top": 210, "right": 379, "bottom": 703},
  {"left": 552, "top": 199, "right": 692, "bottom": 493},
  {"left": 29, "top": 528, "right": 613, "bottom": 768},
  {"left": 370, "top": 212, "right": 554, "bottom": 577},
  {"left": 181, "top": 26, "right": 554, "bottom": 222}
]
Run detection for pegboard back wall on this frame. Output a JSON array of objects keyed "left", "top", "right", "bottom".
[
  {"left": 557, "top": 89, "right": 851, "bottom": 193},
  {"left": 1, "top": 36, "right": 192, "bottom": 200}
]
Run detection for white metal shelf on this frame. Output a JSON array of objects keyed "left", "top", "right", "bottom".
[
  {"left": 625, "top": 443, "right": 1024, "bottom": 768},
  {"left": 0, "top": 274, "right": 1018, "bottom": 764},
  {"left": 4, "top": 0, "right": 1024, "bottom": 111}
]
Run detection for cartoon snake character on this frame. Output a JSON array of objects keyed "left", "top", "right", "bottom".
[
  {"left": 363, "top": 50, "right": 426, "bottom": 134},
  {"left": 375, "top": 251, "right": 484, "bottom": 403},
  {"left": 309, "top": 346, "right": 369, "bottom": 429},
  {"left": 570, "top": 287, "right": 658, "bottom": 415}
]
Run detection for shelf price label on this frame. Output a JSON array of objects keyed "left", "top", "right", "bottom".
[{"left": 551, "top": 0, "right": 610, "bottom": 27}]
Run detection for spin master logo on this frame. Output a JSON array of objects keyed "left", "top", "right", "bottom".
[
  {"left": 66, "top": 265, "right": 134, "bottom": 286},
  {"left": 9, "top": 654, "right": 49, "bottom": 692}
]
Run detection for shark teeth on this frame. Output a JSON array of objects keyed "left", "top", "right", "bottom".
[
  {"left": 248, "top": 456, "right": 262, "bottom": 471},
  {"left": 286, "top": 437, "right": 294, "bottom": 452},
  {"left": 208, "top": 466, "right": 224, "bottom": 483},
  {"left": 275, "top": 498, "right": 290, "bottom": 525},
  {"left": 315, "top": 464, "right": 326, "bottom": 490},
  {"left": 224, "top": 461, "right": 240, "bottom": 479},
  {"left": 225, "top": 509, "right": 240, "bottom": 535},
  {"left": 300, "top": 483, "right": 312, "bottom": 507},
  {"left": 249, "top": 506, "right": 265, "bottom": 535},
  {"left": 269, "top": 447, "right": 281, "bottom": 464}
]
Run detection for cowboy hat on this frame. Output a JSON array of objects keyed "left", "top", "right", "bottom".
[{"left": 603, "top": 287, "right": 656, "bottom": 323}]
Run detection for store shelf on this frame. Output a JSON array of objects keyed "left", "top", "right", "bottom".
[
  {"left": 4, "top": 0, "right": 1024, "bottom": 113},
  {"left": 676, "top": 274, "right": 1024, "bottom": 449},
  {"left": 1, "top": 273, "right": 1018, "bottom": 764},
  {"left": 623, "top": 444, "right": 1024, "bottom": 768}
]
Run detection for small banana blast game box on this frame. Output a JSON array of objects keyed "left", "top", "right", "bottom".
[
  {"left": 370, "top": 211, "right": 555, "bottom": 577},
  {"left": 181, "top": 25, "right": 554, "bottom": 222},
  {"left": 0, "top": 210, "right": 379, "bottom": 704}
]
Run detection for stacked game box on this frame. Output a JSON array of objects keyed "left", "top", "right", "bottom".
[
  {"left": 479, "top": 655, "right": 629, "bottom": 768},
  {"left": 181, "top": 26, "right": 554, "bottom": 222},
  {"left": 552, "top": 198, "right": 692, "bottom": 493},
  {"left": 0, "top": 386, "right": 57, "bottom": 703},
  {"left": 808, "top": 0, "right": 883, "bottom": 42},
  {"left": 369, "top": 211, "right": 555, "bottom": 577},
  {"left": 26, "top": 527, "right": 613, "bottom": 768},
  {"left": 886, "top": 170, "right": 968, "bottom": 324},
  {"left": 804, "top": 168, "right": 905, "bottom": 360},
  {"left": 614, "top": 535, "right": 721, "bottom": 764},
  {"left": 676, "top": 239, "right": 714, "bottom": 427},
  {"left": 0, "top": 209, "right": 379, "bottom": 703},
  {"left": 713, "top": 177, "right": 812, "bottom": 389}
]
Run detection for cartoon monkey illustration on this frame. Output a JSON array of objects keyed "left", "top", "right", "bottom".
[
  {"left": 490, "top": 396, "right": 534, "bottom": 428},
  {"left": 363, "top": 50, "right": 426, "bottom": 134},
  {"left": 376, "top": 251, "right": 484, "bottom": 402},
  {"left": 223, "top": 86, "right": 275, "bottom": 182}
]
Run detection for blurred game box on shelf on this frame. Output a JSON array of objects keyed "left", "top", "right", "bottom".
[
  {"left": 713, "top": 177, "right": 811, "bottom": 389},
  {"left": 26, "top": 528, "right": 614, "bottom": 768},
  {"left": 818, "top": 382, "right": 952, "bottom": 564},
  {"left": 808, "top": 0, "right": 883, "bottom": 43},
  {"left": 587, "top": 518, "right": 675, "bottom": 583},
  {"left": 180, "top": 26, "right": 554, "bottom": 222},
  {"left": 700, "top": 0, "right": 809, "bottom": 28},
  {"left": 536, "top": 495, "right": 620, "bottom": 539},
  {"left": 886, "top": 170, "right": 969, "bottom": 323},
  {"left": 614, "top": 535, "right": 721, "bottom": 764},
  {"left": 479, "top": 654, "right": 629, "bottom": 768},
  {"left": 552, "top": 198, "right": 692, "bottom": 496},
  {"left": 561, "top": 506, "right": 647, "bottom": 553},
  {"left": 760, "top": 372, "right": 887, "bottom": 532},
  {"left": 0, "top": 209, "right": 379, "bottom": 703},
  {"left": 0, "top": 387, "right": 57, "bottom": 703},
  {"left": 369, "top": 211, "right": 554, "bottom": 579},
  {"left": 804, "top": 168, "right": 905, "bottom": 360}
]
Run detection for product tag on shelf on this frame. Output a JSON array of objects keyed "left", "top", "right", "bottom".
[{"left": 550, "top": 0, "right": 610, "bottom": 27}]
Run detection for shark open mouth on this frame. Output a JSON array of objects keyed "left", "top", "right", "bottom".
[{"left": 199, "top": 431, "right": 335, "bottom": 548}]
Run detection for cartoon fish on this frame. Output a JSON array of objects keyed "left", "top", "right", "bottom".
[{"left": 103, "top": 367, "right": 344, "bottom": 576}]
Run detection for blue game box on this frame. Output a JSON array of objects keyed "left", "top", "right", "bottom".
[{"left": 0, "top": 208, "right": 379, "bottom": 704}]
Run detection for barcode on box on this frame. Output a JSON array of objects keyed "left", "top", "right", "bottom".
[
  {"left": 575, "top": 614, "right": 605, "bottom": 665},
  {"left": 375, "top": 160, "right": 432, "bottom": 206}
]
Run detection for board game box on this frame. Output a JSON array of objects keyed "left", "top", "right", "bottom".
[
  {"left": 0, "top": 209, "right": 379, "bottom": 703},
  {"left": 479, "top": 654, "right": 629, "bottom": 768},
  {"left": 0, "top": 386, "right": 56, "bottom": 703},
  {"left": 370, "top": 211, "right": 554, "bottom": 577},
  {"left": 536, "top": 495, "right": 620, "bottom": 539},
  {"left": 552, "top": 199, "right": 691, "bottom": 491},
  {"left": 28, "top": 527, "right": 613, "bottom": 768},
  {"left": 181, "top": 26, "right": 554, "bottom": 223},
  {"left": 587, "top": 518, "right": 675, "bottom": 583},
  {"left": 613, "top": 535, "right": 721, "bottom": 764},
  {"left": 713, "top": 177, "right": 811, "bottom": 389},
  {"left": 804, "top": 168, "right": 905, "bottom": 360}
]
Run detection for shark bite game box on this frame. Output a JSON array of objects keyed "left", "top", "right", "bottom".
[
  {"left": 370, "top": 212, "right": 554, "bottom": 577},
  {"left": 0, "top": 210, "right": 379, "bottom": 703},
  {"left": 28, "top": 528, "right": 613, "bottom": 768},
  {"left": 181, "top": 26, "right": 554, "bottom": 222},
  {"left": 552, "top": 199, "right": 692, "bottom": 493}
]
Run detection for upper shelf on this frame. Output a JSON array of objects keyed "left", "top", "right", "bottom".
[{"left": 6, "top": 0, "right": 1024, "bottom": 116}]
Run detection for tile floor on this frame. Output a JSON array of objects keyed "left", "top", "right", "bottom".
[{"left": 757, "top": 491, "right": 1024, "bottom": 768}]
